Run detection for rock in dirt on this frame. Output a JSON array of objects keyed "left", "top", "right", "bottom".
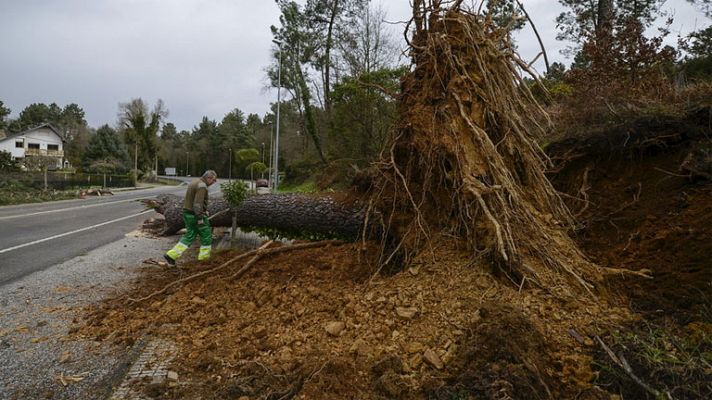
[
  {"left": 191, "top": 296, "right": 207, "bottom": 305},
  {"left": 167, "top": 371, "right": 179, "bottom": 381},
  {"left": 396, "top": 306, "right": 418, "bottom": 320},
  {"left": 349, "top": 339, "right": 370, "bottom": 356},
  {"left": 253, "top": 326, "right": 268, "bottom": 338},
  {"left": 423, "top": 349, "right": 444, "bottom": 369},
  {"left": 405, "top": 342, "right": 425, "bottom": 354},
  {"left": 325, "top": 321, "right": 345, "bottom": 336}
]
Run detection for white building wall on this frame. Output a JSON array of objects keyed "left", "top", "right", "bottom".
[
  {"left": 0, "top": 127, "right": 64, "bottom": 167},
  {"left": 24, "top": 128, "right": 63, "bottom": 151},
  {"left": 0, "top": 135, "right": 26, "bottom": 158}
]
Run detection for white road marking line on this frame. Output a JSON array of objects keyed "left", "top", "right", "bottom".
[
  {"left": 0, "top": 210, "right": 154, "bottom": 255},
  {"left": 0, "top": 198, "right": 142, "bottom": 221}
]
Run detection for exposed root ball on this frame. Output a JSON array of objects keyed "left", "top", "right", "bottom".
[{"left": 367, "top": 2, "right": 600, "bottom": 295}]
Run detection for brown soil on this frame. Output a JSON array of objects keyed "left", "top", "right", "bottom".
[
  {"left": 549, "top": 122, "right": 712, "bottom": 399},
  {"left": 77, "top": 237, "right": 626, "bottom": 399},
  {"left": 550, "top": 128, "right": 711, "bottom": 323}
]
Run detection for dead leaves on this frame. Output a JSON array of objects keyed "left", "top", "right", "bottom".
[{"left": 56, "top": 371, "right": 89, "bottom": 387}]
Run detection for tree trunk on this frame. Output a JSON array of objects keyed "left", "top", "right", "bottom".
[
  {"left": 147, "top": 194, "right": 367, "bottom": 240},
  {"left": 295, "top": 61, "right": 328, "bottom": 164},
  {"left": 324, "top": 0, "right": 339, "bottom": 115},
  {"left": 596, "top": 0, "right": 614, "bottom": 36}
]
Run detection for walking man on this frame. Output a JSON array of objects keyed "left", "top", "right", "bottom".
[{"left": 164, "top": 170, "right": 218, "bottom": 265}]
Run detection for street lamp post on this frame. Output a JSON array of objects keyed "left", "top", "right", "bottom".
[
  {"left": 228, "top": 147, "right": 232, "bottom": 182},
  {"left": 268, "top": 123, "right": 274, "bottom": 186},
  {"left": 261, "top": 142, "right": 265, "bottom": 178},
  {"left": 185, "top": 151, "right": 189, "bottom": 177},
  {"left": 134, "top": 141, "right": 138, "bottom": 185},
  {"left": 273, "top": 39, "right": 282, "bottom": 192}
]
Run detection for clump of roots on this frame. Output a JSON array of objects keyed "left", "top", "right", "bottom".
[{"left": 366, "top": 1, "right": 601, "bottom": 297}]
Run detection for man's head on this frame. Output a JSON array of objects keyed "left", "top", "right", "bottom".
[{"left": 202, "top": 170, "right": 218, "bottom": 186}]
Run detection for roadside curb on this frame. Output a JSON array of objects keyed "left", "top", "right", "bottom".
[{"left": 110, "top": 186, "right": 154, "bottom": 193}]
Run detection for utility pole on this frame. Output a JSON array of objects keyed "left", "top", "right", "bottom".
[
  {"left": 134, "top": 141, "right": 138, "bottom": 185},
  {"left": 186, "top": 151, "right": 189, "bottom": 177},
  {"left": 268, "top": 123, "right": 274, "bottom": 187},
  {"left": 228, "top": 147, "right": 232, "bottom": 182},
  {"left": 273, "top": 39, "right": 282, "bottom": 192},
  {"left": 261, "top": 142, "right": 265, "bottom": 178}
]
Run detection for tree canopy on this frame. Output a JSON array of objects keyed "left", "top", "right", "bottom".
[{"left": 82, "top": 124, "right": 130, "bottom": 173}]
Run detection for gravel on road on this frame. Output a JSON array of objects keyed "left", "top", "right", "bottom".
[{"left": 0, "top": 232, "right": 173, "bottom": 400}]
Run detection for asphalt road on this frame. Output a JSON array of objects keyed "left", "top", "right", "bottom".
[{"left": 0, "top": 178, "right": 225, "bottom": 285}]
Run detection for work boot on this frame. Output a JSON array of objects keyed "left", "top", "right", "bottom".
[{"left": 163, "top": 254, "right": 176, "bottom": 266}]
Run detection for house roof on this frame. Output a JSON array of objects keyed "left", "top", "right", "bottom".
[{"left": 0, "top": 123, "right": 65, "bottom": 143}]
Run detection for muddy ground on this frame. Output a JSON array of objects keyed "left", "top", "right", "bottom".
[
  {"left": 549, "top": 122, "right": 712, "bottom": 399},
  {"left": 77, "top": 126, "right": 711, "bottom": 399}
]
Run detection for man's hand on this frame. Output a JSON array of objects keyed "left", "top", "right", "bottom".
[{"left": 197, "top": 218, "right": 205, "bottom": 226}]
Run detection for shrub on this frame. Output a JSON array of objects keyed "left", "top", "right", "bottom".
[{"left": 220, "top": 180, "right": 249, "bottom": 207}]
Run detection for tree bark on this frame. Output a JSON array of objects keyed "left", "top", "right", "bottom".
[
  {"left": 323, "top": 0, "right": 339, "bottom": 115},
  {"left": 295, "top": 61, "right": 328, "bottom": 164},
  {"left": 596, "top": 0, "right": 614, "bottom": 36},
  {"left": 147, "top": 193, "right": 367, "bottom": 239}
]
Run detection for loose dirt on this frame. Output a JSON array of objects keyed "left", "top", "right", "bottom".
[{"left": 77, "top": 237, "right": 629, "bottom": 399}]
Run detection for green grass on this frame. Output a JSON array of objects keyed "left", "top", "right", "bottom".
[
  {"left": 276, "top": 179, "right": 319, "bottom": 193},
  {"left": 594, "top": 321, "right": 712, "bottom": 399},
  {"left": 0, "top": 187, "right": 77, "bottom": 206}
]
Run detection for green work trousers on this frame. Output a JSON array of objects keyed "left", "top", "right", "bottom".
[
  {"left": 180, "top": 211, "right": 212, "bottom": 247},
  {"left": 166, "top": 211, "right": 212, "bottom": 261}
]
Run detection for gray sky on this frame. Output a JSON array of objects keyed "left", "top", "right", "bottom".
[{"left": 0, "top": 0, "right": 707, "bottom": 132}]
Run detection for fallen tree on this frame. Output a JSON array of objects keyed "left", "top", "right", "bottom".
[{"left": 144, "top": 193, "right": 367, "bottom": 239}]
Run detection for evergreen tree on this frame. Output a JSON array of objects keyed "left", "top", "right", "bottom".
[
  {"left": 0, "top": 101, "right": 10, "bottom": 132},
  {"left": 82, "top": 125, "right": 129, "bottom": 173},
  {"left": 118, "top": 98, "right": 167, "bottom": 173}
]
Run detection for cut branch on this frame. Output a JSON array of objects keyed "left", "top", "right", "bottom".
[{"left": 128, "top": 240, "right": 343, "bottom": 304}]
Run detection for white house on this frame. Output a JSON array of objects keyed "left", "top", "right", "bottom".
[{"left": 0, "top": 124, "right": 66, "bottom": 169}]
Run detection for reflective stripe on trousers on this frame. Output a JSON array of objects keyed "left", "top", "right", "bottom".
[
  {"left": 166, "top": 242, "right": 189, "bottom": 260},
  {"left": 198, "top": 245, "right": 211, "bottom": 261}
]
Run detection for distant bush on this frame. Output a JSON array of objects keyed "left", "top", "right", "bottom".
[
  {"left": 0, "top": 150, "right": 19, "bottom": 172},
  {"left": 0, "top": 171, "right": 132, "bottom": 190}
]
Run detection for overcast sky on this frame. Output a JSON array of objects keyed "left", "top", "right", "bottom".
[{"left": 0, "top": 0, "right": 707, "bottom": 132}]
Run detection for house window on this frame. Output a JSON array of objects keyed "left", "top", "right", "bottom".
[
  {"left": 48, "top": 144, "right": 59, "bottom": 151},
  {"left": 15, "top": 140, "right": 23, "bottom": 148},
  {"left": 28, "top": 143, "right": 40, "bottom": 149}
]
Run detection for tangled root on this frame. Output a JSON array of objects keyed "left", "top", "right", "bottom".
[{"left": 366, "top": 1, "right": 601, "bottom": 297}]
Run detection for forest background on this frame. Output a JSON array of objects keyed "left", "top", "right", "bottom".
[{"left": 1, "top": 0, "right": 711, "bottom": 190}]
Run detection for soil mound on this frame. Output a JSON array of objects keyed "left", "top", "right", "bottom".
[
  {"left": 77, "top": 239, "right": 623, "bottom": 399},
  {"left": 548, "top": 112, "right": 712, "bottom": 399},
  {"left": 548, "top": 111, "right": 712, "bottom": 322}
]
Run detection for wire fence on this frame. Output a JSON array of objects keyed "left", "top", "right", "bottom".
[{"left": 0, "top": 171, "right": 133, "bottom": 190}]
